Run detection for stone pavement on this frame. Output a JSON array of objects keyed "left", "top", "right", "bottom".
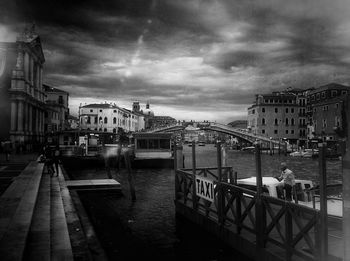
[{"left": 0, "top": 157, "right": 108, "bottom": 261}]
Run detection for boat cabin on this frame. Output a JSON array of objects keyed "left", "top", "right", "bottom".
[
  {"left": 237, "top": 177, "right": 314, "bottom": 202},
  {"left": 133, "top": 132, "right": 173, "bottom": 159}
]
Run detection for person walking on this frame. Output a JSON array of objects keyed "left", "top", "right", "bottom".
[
  {"left": 275, "top": 162, "right": 295, "bottom": 201},
  {"left": 53, "top": 145, "right": 60, "bottom": 176},
  {"left": 2, "top": 141, "right": 12, "bottom": 161},
  {"left": 44, "top": 145, "right": 55, "bottom": 176}
]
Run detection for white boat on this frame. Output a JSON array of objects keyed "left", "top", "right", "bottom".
[
  {"left": 236, "top": 177, "right": 342, "bottom": 218},
  {"left": 237, "top": 177, "right": 313, "bottom": 199},
  {"left": 289, "top": 151, "right": 303, "bottom": 157},
  {"left": 289, "top": 149, "right": 319, "bottom": 158},
  {"left": 241, "top": 146, "right": 255, "bottom": 152}
]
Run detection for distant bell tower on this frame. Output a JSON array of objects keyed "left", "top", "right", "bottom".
[
  {"left": 132, "top": 101, "right": 140, "bottom": 112},
  {"left": 146, "top": 101, "right": 150, "bottom": 109}
]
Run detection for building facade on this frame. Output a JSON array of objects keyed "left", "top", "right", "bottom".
[
  {"left": 247, "top": 89, "right": 308, "bottom": 144},
  {"left": 306, "top": 83, "right": 350, "bottom": 142},
  {"left": 79, "top": 103, "right": 145, "bottom": 133},
  {"left": 0, "top": 26, "right": 46, "bottom": 151},
  {"left": 44, "top": 84, "right": 70, "bottom": 133}
]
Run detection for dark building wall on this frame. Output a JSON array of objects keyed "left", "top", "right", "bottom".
[{"left": 0, "top": 44, "right": 16, "bottom": 141}]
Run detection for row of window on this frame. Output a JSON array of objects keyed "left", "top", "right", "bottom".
[
  {"left": 314, "top": 117, "right": 341, "bottom": 129},
  {"left": 250, "top": 107, "right": 306, "bottom": 114},
  {"left": 88, "top": 109, "right": 136, "bottom": 119},
  {"left": 261, "top": 129, "right": 306, "bottom": 136},
  {"left": 86, "top": 127, "right": 118, "bottom": 133},
  {"left": 261, "top": 118, "right": 297, "bottom": 125},
  {"left": 312, "top": 103, "right": 339, "bottom": 112},
  {"left": 137, "top": 139, "right": 171, "bottom": 150},
  {"left": 82, "top": 116, "right": 131, "bottom": 125},
  {"left": 309, "top": 90, "right": 348, "bottom": 101},
  {"left": 263, "top": 99, "right": 295, "bottom": 104}
]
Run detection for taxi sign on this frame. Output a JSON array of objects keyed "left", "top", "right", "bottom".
[{"left": 195, "top": 175, "right": 215, "bottom": 202}]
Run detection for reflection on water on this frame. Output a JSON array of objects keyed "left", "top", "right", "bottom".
[
  {"left": 183, "top": 144, "right": 342, "bottom": 184},
  {"left": 70, "top": 144, "right": 342, "bottom": 261}
]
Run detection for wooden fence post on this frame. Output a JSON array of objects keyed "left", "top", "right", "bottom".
[
  {"left": 285, "top": 204, "right": 293, "bottom": 261},
  {"left": 318, "top": 143, "right": 328, "bottom": 261},
  {"left": 192, "top": 140, "right": 197, "bottom": 210},
  {"left": 255, "top": 143, "right": 266, "bottom": 251},
  {"left": 217, "top": 141, "right": 224, "bottom": 225}
]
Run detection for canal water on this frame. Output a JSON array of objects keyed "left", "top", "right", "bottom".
[{"left": 68, "top": 144, "right": 342, "bottom": 261}]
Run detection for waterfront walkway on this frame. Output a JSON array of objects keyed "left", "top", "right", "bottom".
[{"left": 0, "top": 155, "right": 109, "bottom": 261}]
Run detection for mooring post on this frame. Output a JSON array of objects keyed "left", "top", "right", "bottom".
[
  {"left": 278, "top": 140, "right": 281, "bottom": 155},
  {"left": 343, "top": 99, "right": 350, "bottom": 261},
  {"left": 318, "top": 143, "right": 328, "bottom": 261},
  {"left": 174, "top": 142, "right": 179, "bottom": 199},
  {"left": 269, "top": 140, "right": 273, "bottom": 156},
  {"left": 124, "top": 149, "right": 136, "bottom": 201},
  {"left": 217, "top": 141, "right": 224, "bottom": 225},
  {"left": 255, "top": 143, "right": 266, "bottom": 253},
  {"left": 192, "top": 140, "right": 197, "bottom": 210}
]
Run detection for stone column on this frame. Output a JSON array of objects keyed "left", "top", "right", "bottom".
[
  {"left": 10, "top": 101, "right": 17, "bottom": 131},
  {"left": 23, "top": 102, "right": 28, "bottom": 133},
  {"left": 38, "top": 109, "right": 42, "bottom": 135},
  {"left": 35, "top": 107, "right": 39, "bottom": 134},
  {"left": 24, "top": 52, "right": 29, "bottom": 81},
  {"left": 39, "top": 66, "right": 42, "bottom": 90},
  {"left": 40, "top": 110, "right": 44, "bottom": 134},
  {"left": 35, "top": 64, "right": 40, "bottom": 89},
  {"left": 28, "top": 104, "right": 32, "bottom": 133},
  {"left": 30, "top": 57, "right": 34, "bottom": 85},
  {"left": 17, "top": 100, "right": 24, "bottom": 132}
]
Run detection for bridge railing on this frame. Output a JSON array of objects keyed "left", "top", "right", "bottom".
[
  {"left": 205, "top": 122, "right": 287, "bottom": 147},
  {"left": 175, "top": 166, "right": 328, "bottom": 261}
]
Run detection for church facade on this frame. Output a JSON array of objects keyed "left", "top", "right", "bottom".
[{"left": 0, "top": 26, "right": 46, "bottom": 151}]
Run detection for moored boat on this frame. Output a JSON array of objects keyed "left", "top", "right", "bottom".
[
  {"left": 132, "top": 132, "right": 174, "bottom": 168},
  {"left": 236, "top": 176, "right": 342, "bottom": 218}
]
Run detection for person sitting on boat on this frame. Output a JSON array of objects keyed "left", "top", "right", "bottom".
[{"left": 275, "top": 162, "right": 295, "bottom": 201}]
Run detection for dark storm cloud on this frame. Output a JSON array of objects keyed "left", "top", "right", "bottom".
[
  {"left": 205, "top": 50, "right": 262, "bottom": 70},
  {"left": 1, "top": 0, "right": 350, "bottom": 122}
]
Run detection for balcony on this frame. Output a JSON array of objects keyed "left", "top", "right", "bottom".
[{"left": 299, "top": 124, "right": 307, "bottom": 128}]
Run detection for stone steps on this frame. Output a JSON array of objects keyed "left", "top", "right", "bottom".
[
  {"left": 24, "top": 174, "right": 51, "bottom": 261},
  {"left": 0, "top": 162, "right": 44, "bottom": 261},
  {"left": 50, "top": 175, "right": 74, "bottom": 261},
  {"left": 0, "top": 160, "right": 102, "bottom": 261}
]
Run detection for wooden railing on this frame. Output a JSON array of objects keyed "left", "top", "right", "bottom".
[{"left": 175, "top": 168, "right": 323, "bottom": 261}]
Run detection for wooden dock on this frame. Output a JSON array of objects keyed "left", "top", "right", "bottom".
[
  {"left": 174, "top": 142, "right": 344, "bottom": 261},
  {"left": 66, "top": 179, "right": 121, "bottom": 191}
]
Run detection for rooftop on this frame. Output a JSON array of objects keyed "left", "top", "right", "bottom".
[
  {"left": 43, "top": 84, "right": 68, "bottom": 94},
  {"left": 309, "top": 83, "right": 350, "bottom": 94},
  {"left": 81, "top": 103, "right": 119, "bottom": 109}
]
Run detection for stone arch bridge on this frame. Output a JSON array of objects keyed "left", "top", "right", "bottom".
[{"left": 145, "top": 122, "right": 286, "bottom": 148}]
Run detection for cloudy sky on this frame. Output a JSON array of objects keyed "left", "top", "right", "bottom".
[{"left": 1, "top": 0, "right": 350, "bottom": 123}]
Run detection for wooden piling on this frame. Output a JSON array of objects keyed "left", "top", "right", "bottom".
[
  {"left": 192, "top": 140, "right": 197, "bottom": 210},
  {"left": 343, "top": 99, "right": 350, "bottom": 261},
  {"left": 255, "top": 143, "right": 266, "bottom": 252},
  {"left": 124, "top": 149, "right": 136, "bottom": 201},
  {"left": 318, "top": 143, "right": 328, "bottom": 261},
  {"left": 174, "top": 143, "right": 179, "bottom": 199},
  {"left": 216, "top": 141, "right": 224, "bottom": 225},
  {"left": 278, "top": 141, "right": 281, "bottom": 155}
]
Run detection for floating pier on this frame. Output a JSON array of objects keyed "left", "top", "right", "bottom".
[{"left": 66, "top": 179, "right": 121, "bottom": 191}]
